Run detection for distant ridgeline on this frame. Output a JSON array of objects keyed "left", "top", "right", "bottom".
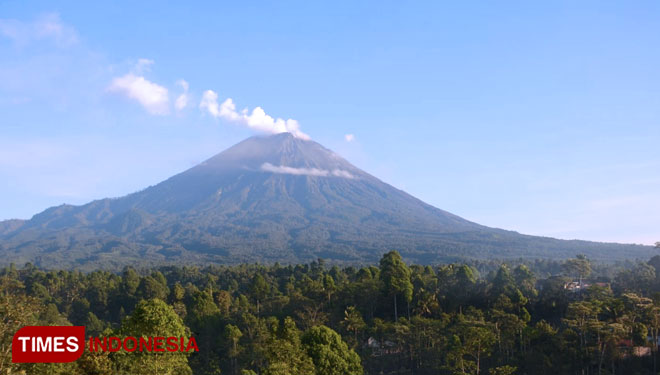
[{"left": 0, "top": 133, "right": 653, "bottom": 270}]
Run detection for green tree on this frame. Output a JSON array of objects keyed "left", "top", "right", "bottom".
[
  {"left": 225, "top": 324, "right": 243, "bottom": 375},
  {"left": 187, "top": 289, "right": 220, "bottom": 327},
  {"left": 170, "top": 282, "right": 185, "bottom": 303},
  {"left": 490, "top": 265, "right": 516, "bottom": 299},
  {"left": 215, "top": 290, "right": 232, "bottom": 316},
  {"left": 379, "top": 251, "right": 413, "bottom": 322},
  {"left": 77, "top": 350, "right": 113, "bottom": 375},
  {"left": 121, "top": 267, "right": 140, "bottom": 296},
  {"left": 438, "top": 264, "right": 476, "bottom": 313},
  {"left": 137, "top": 276, "right": 170, "bottom": 301},
  {"left": 0, "top": 277, "right": 40, "bottom": 374},
  {"left": 263, "top": 317, "right": 314, "bottom": 375},
  {"left": 251, "top": 274, "right": 269, "bottom": 315},
  {"left": 302, "top": 325, "right": 363, "bottom": 375},
  {"left": 341, "top": 306, "right": 366, "bottom": 345},
  {"left": 490, "top": 365, "right": 517, "bottom": 375},
  {"left": 562, "top": 255, "right": 592, "bottom": 283},
  {"left": 117, "top": 298, "right": 192, "bottom": 375},
  {"left": 447, "top": 312, "right": 496, "bottom": 375},
  {"left": 513, "top": 264, "right": 537, "bottom": 299},
  {"left": 323, "top": 274, "right": 336, "bottom": 303}
]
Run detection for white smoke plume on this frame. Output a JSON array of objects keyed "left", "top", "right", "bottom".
[
  {"left": 261, "top": 163, "right": 354, "bottom": 179},
  {"left": 108, "top": 73, "right": 170, "bottom": 115},
  {"left": 200, "top": 90, "right": 309, "bottom": 140}
]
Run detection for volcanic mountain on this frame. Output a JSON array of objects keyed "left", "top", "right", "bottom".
[{"left": 0, "top": 133, "right": 652, "bottom": 270}]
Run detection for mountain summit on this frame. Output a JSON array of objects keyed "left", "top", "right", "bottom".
[{"left": 0, "top": 133, "right": 652, "bottom": 269}]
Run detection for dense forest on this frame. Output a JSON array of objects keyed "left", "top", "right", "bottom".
[{"left": 3, "top": 250, "right": 660, "bottom": 374}]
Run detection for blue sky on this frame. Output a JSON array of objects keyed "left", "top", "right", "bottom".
[{"left": 1, "top": 1, "right": 658, "bottom": 245}]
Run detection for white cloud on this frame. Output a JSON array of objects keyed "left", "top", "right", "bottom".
[
  {"left": 175, "top": 79, "right": 189, "bottom": 111},
  {"left": 345, "top": 134, "right": 355, "bottom": 142},
  {"left": 261, "top": 163, "right": 354, "bottom": 179},
  {"left": 200, "top": 89, "right": 310, "bottom": 140},
  {"left": 134, "top": 58, "right": 154, "bottom": 74},
  {"left": 199, "top": 90, "right": 220, "bottom": 117},
  {"left": 108, "top": 73, "right": 170, "bottom": 115},
  {"left": 0, "top": 13, "right": 78, "bottom": 47},
  {"left": 331, "top": 169, "right": 355, "bottom": 178},
  {"left": 177, "top": 79, "right": 189, "bottom": 92}
]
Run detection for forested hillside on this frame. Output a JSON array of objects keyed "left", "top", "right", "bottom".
[
  {"left": 3, "top": 252, "right": 660, "bottom": 374},
  {"left": 2, "top": 134, "right": 652, "bottom": 269}
]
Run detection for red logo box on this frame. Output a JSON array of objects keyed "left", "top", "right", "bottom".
[{"left": 12, "top": 326, "right": 85, "bottom": 363}]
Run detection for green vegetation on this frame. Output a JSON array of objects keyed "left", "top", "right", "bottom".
[
  {"left": 1, "top": 134, "right": 655, "bottom": 270},
  {"left": 3, "top": 252, "right": 660, "bottom": 374}
]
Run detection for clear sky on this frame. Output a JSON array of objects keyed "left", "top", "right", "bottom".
[{"left": 1, "top": 1, "right": 658, "bottom": 245}]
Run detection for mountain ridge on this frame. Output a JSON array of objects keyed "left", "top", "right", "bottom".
[{"left": 0, "top": 133, "right": 653, "bottom": 270}]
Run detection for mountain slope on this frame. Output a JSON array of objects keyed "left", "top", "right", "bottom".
[{"left": 0, "top": 133, "right": 652, "bottom": 270}]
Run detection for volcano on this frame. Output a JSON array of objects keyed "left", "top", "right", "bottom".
[{"left": 0, "top": 133, "right": 652, "bottom": 269}]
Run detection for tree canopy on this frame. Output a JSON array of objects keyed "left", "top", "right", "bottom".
[{"left": 3, "top": 254, "right": 660, "bottom": 374}]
